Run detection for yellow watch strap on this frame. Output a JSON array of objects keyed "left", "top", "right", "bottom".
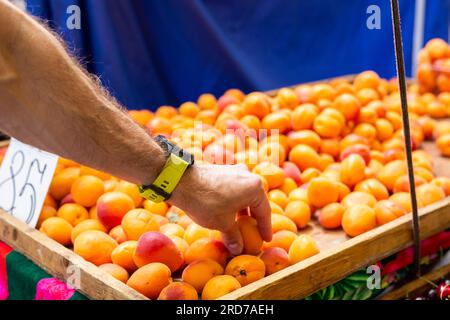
[{"left": 140, "top": 153, "right": 190, "bottom": 203}]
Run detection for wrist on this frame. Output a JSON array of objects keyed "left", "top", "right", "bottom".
[{"left": 168, "top": 164, "right": 202, "bottom": 208}]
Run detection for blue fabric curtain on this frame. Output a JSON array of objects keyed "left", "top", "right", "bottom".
[{"left": 26, "top": 0, "right": 450, "bottom": 110}]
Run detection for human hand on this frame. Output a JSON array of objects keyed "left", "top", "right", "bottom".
[{"left": 169, "top": 164, "right": 272, "bottom": 255}]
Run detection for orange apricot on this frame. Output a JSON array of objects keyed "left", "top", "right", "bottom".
[
  {"left": 260, "top": 247, "right": 291, "bottom": 275},
  {"left": 143, "top": 200, "right": 169, "bottom": 216},
  {"left": 276, "top": 87, "right": 299, "bottom": 109},
  {"left": 201, "top": 275, "right": 241, "bottom": 300},
  {"left": 121, "top": 209, "right": 159, "bottom": 241},
  {"left": 280, "top": 177, "right": 298, "bottom": 195},
  {"left": 313, "top": 112, "right": 343, "bottom": 138},
  {"left": 184, "top": 238, "right": 230, "bottom": 266},
  {"left": 49, "top": 167, "right": 80, "bottom": 200},
  {"left": 99, "top": 263, "right": 129, "bottom": 283},
  {"left": 258, "top": 142, "right": 286, "bottom": 166},
  {"left": 37, "top": 205, "right": 57, "bottom": 229},
  {"left": 261, "top": 112, "right": 291, "bottom": 133},
  {"left": 341, "top": 191, "right": 377, "bottom": 208},
  {"left": 160, "top": 223, "right": 185, "bottom": 238},
  {"left": 133, "top": 231, "right": 184, "bottom": 272},
  {"left": 262, "top": 230, "right": 297, "bottom": 253},
  {"left": 96, "top": 192, "right": 135, "bottom": 229},
  {"left": 307, "top": 177, "right": 339, "bottom": 208},
  {"left": 354, "top": 178, "right": 389, "bottom": 201},
  {"left": 374, "top": 200, "right": 407, "bottom": 225},
  {"left": 333, "top": 93, "right": 361, "bottom": 120},
  {"left": 127, "top": 263, "right": 172, "bottom": 299},
  {"left": 179, "top": 102, "right": 200, "bottom": 118},
  {"left": 184, "top": 223, "right": 211, "bottom": 245},
  {"left": 416, "top": 184, "right": 445, "bottom": 206},
  {"left": 71, "top": 219, "right": 107, "bottom": 243},
  {"left": 114, "top": 181, "right": 143, "bottom": 207},
  {"left": 242, "top": 92, "right": 270, "bottom": 119},
  {"left": 393, "top": 175, "right": 427, "bottom": 193},
  {"left": 268, "top": 189, "right": 289, "bottom": 209},
  {"left": 342, "top": 204, "right": 377, "bottom": 237},
  {"left": 225, "top": 255, "right": 265, "bottom": 286},
  {"left": 430, "top": 177, "right": 450, "bottom": 196},
  {"left": 436, "top": 133, "right": 450, "bottom": 156},
  {"left": 283, "top": 200, "right": 311, "bottom": 229},
  {"left": 71, "top": 175, "right": 104, "bottom": 208},
  {"left": 182, "top": 259, "right": 224, "bottom": 293},
  {"left": 271, "top": 214, "right": 298, "bottom": 233},
  {"left": 376, "top": 160, "right": 407, "bottom": 191},
  {"left": 57, "top": 203, "right": 89, "bottom": 226},
  {"left": 287, "top": 130, "right": 321, "bottom": 151},
  {"left": 252, "top": 161, "right": 285, "bottom": 189},
  {"left": 288, "top": 235, "right": 320, "bottom": 264},
  {"left": 39, "top": 217, "right": 73, "bottom": 246},
  {"left": 291, "top": 104, "right": 319, "bottom": 130},
  {"left": 111, "top": 240, "right": 138, "bottom": 273},
  {"left": 339, "top": 154, "right": 366, "bottom": 187},
  {"left": 300, "top": 168, "right": 321, "bottom": 183},
  {"left": 73, "top": 230, "right": 118, "bottom": 265},
  {"left": 318, "top": 203, "right": 345, "bottom": 230},
  {"left": 354, "top": 71, "right": 381, "bottom": 91},
  {"left": 288, "top": 144, "right": 320, "bottom": 171},
  {"left": 237, "top": 215, "right": 263, "bottom": 255},
  {"left": 158, "top": 282, "right": 198, "bottom": 300},
  {"left": 109, "top": 225, "right": 127, "bottom": 244}
]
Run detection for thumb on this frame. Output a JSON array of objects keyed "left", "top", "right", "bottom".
[{"left": 221, "top": 224, "right": 244, "bottom": 256}]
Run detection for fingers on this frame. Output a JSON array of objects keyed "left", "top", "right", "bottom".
[
  {"left": 249, "top": 188, "right": 273, "bottom": 242},
  {"left": 221, "top": 224, "right": 244, "bottom": 256}
]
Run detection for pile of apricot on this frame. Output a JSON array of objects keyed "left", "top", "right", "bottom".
[
  {"left": 417, "top": 38, "right": 450, "bottom": 94},
  {"left": 16, "top": 41, "right": 450, "bottom": 299}
]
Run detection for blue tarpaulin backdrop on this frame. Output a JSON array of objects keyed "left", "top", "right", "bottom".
[{"left": 27, "top": 0, "right": 450, "bottom": 110}]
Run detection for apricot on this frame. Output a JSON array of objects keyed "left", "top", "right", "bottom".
[
  {"left": 342, "top": 204, "right": 377, "bottom": 237},
  {"left": 416, "top": 184, "right": 445, "bottom": 206},
  {"left": 185, "top": 238, "right": 229, "bottom": 266},
  {"left": 282, "top": 200, "right": 310, "bottom": 229},
  {"left": 71, "top": 175, "right": 104, "bottom": 208},
  {"left": 225, "top": 255, "right": 265, "bottom": 286},
  {"left": 319, "top": 153, "right": 335, "bottom": 171},
  {"left": 74, "top": 230, "right": 118, "bottom": 265},
  {"left": 242, "top": 92, "right": 270, "bottom": 119},
  {"left": 49, "top": 167, "right": 80, "bottom": 200},
  {"left": 271, "top": 213, "right": 298, "bottom": 233},
  {"left": 430, "top": 177, "right": 450, "bottom": 196},
  {"left": 111, "top": 240, "right": 138, "bottom": 273},
  {"left": 339, "top": 154, "right": 366, "bottom": 187},
  {"left": 376, "top": 160, "right": 407, "bottom": 191},
  {"left": 354, "top": 178, "right": 389, "bottom": 201},
  {"left": 287, "top": 130, "right": 321, "bottom": 151},
  {"left": 184, "top": 223, "right": 211, "bottom": 244},
  {"left": 393, "top": 175, "right": 427, "bottom": 193},
  {"left": 262, "top": 230, "right": 297, "bottom": 253},
  {"left": 282, "top": 161, "right": 302, "bottom": 184},
  {"left": 202, "top": 275, "right": 241, "bottom": 300},
  {"left": 37, "top": 205, "right": 57, "bottom": 229},
  {"left": 237, "top": 215, "right": 263, "bottom": 255},
  {"left": 300, "top": 168, "right": 321, "bottom": 183},
  {"left": 333, "top": 93, "right": 361, "bottom": 120},
  {"left": 336, "top": 182, "right": 351, "bottom": 201},
  {"left": 318, "top": 202, "right": 345, "bottom": 229},
  {"left": 39, "top": 217, "right": 73, "bottom": 246},
  {"left": 252, "top": 161, "right": 285, "bottom": 189},
  {"left": 436, "top": 133, "right": 450, "bottom": 156},
  {"left": 96, "top": 192, "right": 135, "bottom": 229},
  {"left": 261, "top": 112, "right": 291, "bottom": 133},
  {"left": 121, "top": 209, "right": 159, "bottom": 241},
  {"left": 168, "top": 235, "right": 189, "bottom": 257},
  {"left": 276, "top": 87, "right": 299, "bottom": 110},
  {"left": 280, "top": 177, "right": 298, "bottom": 195},
  {"left": 158, "top": 282, "right": 198, "bottom": 300},
  {"left": 374, "top": 200, "right": 407, "bottom": 225},
  {"left": 99, "top": 263, "right": 129, "bottom": 283},
  {"left": 354, "top": 71, "right": 381, "bottom": 91},
  {"left": 203, "top": 143, "right": 235, "bottom": 165},
  {"left": 260, "top": 247, "right": 291, "bottom": 275},
  {"left": 313, "top": 112, "right": 343, "bottom": 138},
  {"left": 288, "top": 187, "right": 309, "bottom": 203},
  {"left": 109, "top": 225, "right": 128, "bottom": 244},
  {"left": 104, "top": 179, "right": 118, "bottom": 192},
  {"left": 133, "top": 231, "right": 183, "bottom": 272},
  {"left": 56, "top": 203, "right": 89, "bottom": 226},
  {"left": 291, "top": 104, "right": 318, "bottom": 130},
  {"left": 127, "top": 263, "right": 172, "bottom": 299},
  {"left": 307, "top": 177, "right": 339, "bottom": 208},
  {"left": 341, "top": 191, "right": 377, "bottom": 208},
  {"left": 267, "top": 189, "right": 288, "bottom": 209},
  {"left": 182, "top": 259, "right": 224, "bottom": 293},
  {"left": 44, "top": 194, "right": 57, "bottom": 209},
  {"left": 288, "top": 144, "right": 320, "bottom": 171},
  {"left": 114, "top": 181, "right": 143, "bottom": 207},
  {"left": 143, "top": 200, "right": 168, "bottom": 216},
  {"left": 160, "top": 223, "right": 184, "bottom": 238},
  {"left": 179, "top": 102, "right": 200, "bottom": 118},
  {"left": 414, "top": 166, "right": 434, "bottom": 182},
  {"left": 320, "top": 138, "right": 341, "bottom": 159},
  {"left": 71, "top": 219, "right": 107, "bottom": 243},
  {"left": 288, "top": 235, "right": 320, "bottom": 264},
  {"left": 340, "top": 144, "right": 371, "bottom": 164}
]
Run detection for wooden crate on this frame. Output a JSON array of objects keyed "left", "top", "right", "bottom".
[{"left": 1, "top": 82, "right": 450, "bottom": 300}]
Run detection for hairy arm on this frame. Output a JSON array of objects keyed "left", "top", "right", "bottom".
[{"left": 0, "top": 1, "right": 271, "bottom": 253}]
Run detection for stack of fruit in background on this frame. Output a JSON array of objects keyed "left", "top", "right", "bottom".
[
  {"left": 2, "top": 38, "right": 450, "bottom": 300},
  {"left": 417, "top": 38, "right": 450, "bottom": 93}
]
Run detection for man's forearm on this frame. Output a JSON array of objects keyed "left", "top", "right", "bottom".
[{"left": 0, "top": 0, "right": 165, "bottom": 185}]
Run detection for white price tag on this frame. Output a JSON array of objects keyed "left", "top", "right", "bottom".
[{"left": 0, "top": 138, "right": 58, "bottom": 227}]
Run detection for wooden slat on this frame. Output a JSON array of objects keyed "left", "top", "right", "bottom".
[
  {"left": 380, "top": 263, "right": 450, "bottom": 300},
  {"left": 220, "top": 197, "right": 450, "bottom": 300},
  {"left": 0, "top": 209, "right": 148, "bottom": 300}
]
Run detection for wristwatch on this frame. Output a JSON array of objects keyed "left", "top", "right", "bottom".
[{"left": 138, "top": 135, "right": 195, "bottom": 203}]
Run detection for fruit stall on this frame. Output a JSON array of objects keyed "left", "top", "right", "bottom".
[{"left": 1, "top": 38, "right": 450, "bottom": 301}]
